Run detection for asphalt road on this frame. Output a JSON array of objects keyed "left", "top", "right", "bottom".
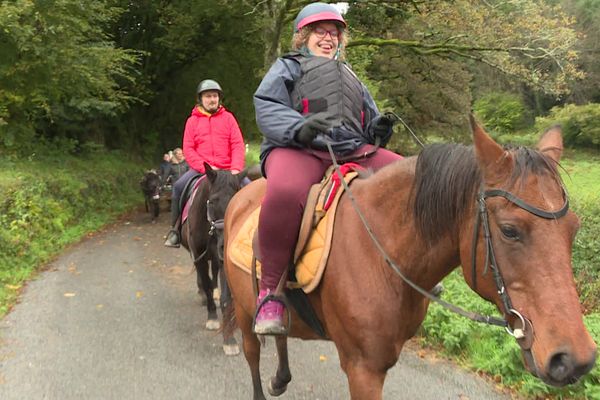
[{"left": 0, "top": 209, "right": 514, "bottom": 400}]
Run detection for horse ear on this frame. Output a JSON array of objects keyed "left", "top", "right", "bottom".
[
  {"left": 470, "top": 114, "right": 512, "bottom": 183},
  {"left": 537, "top": 125, "right": 563, "bottom": 164},
  {"left": 204, "top": 162, "right": 217, "bottom": 182}
]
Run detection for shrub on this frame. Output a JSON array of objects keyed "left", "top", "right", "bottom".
[
  {"left": 535, "top": 103, "right": 600, "bottom": 149},
  {"left": 473, "top": 92, "right": 531, "bottom": 135}
]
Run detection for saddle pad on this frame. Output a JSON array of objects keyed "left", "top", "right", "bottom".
[
  {"left": 229, "top": 170, "right": 359, "bottom": 293},
  {"left": 182, "top": 175, "right": 206, "bottom": 224}
]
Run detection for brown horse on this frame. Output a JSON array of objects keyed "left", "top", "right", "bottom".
[
  {"left": 222, "top": 119, "right": 597, "bottom": 399},
  {"left": 181, "top": 163, "right": 246, "bottom": 356}
]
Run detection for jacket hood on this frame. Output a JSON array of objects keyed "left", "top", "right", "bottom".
[{"left": 191, "top": 105, "right": 225, "bottom": 118}]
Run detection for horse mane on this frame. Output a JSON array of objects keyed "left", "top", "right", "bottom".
[
  {"left": 411, "top": 142, "right": 564, "bottom": 244},
  {"left": 211, "top": 170, "right": 242, "bottom": 191}
]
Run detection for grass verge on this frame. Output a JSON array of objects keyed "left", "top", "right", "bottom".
[{"left": 0, "top": 150, "right": 145, "bottom": 316}]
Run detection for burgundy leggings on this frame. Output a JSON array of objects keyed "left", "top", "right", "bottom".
[{"left": 259, "top": 144, "right": 403, "bottom": 290}]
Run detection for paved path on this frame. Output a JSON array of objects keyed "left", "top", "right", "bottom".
[{"left": 0, "top": 210, "right": 513, "bottom": 399}]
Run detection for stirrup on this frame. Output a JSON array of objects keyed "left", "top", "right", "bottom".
[
  {"left": 252, "top": 292, "right": 291, "bottom": 336},
  {"left": 164, "top": 229, "right": 180, "bottom": 248}
]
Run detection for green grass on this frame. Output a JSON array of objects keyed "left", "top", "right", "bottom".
[{"left": 422, "top": 149, "right": 600, "bottom": 399}]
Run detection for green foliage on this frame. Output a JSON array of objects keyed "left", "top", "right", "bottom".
[
  {"left": 561, "top": 152, "right": 600, "bottom": 310},
  {"left": 245, "top": 142, "right": 261, "bottom": 167},
  {"left": 473, "top": 92, "right": 531, "bottom": 135},
  {"left": 536, "top": 103, "right": 600, "bottom": 149},
  {"left": 0, "top": 0, "right": 141, "bottom": 153},
  {"left": 0, "top": 152, "right": 144, "bottom": 315}
]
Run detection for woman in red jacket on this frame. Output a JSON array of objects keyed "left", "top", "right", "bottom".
[{"left": 164, "top": 79, "right": 246, "bottom": 247}]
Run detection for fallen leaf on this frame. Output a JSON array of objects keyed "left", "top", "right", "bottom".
[
  {"left": 136, "top": 291, "right": 143, "bottom": 299},
  {"left": 132, "top": 236, "right": 142, "bottom": 241},
  {"left": 319, "top": 355, "right": 327, "bottom": 362},
  {"left": 5, "top": 284, "right": 20, "bottom": 290},
  {"left": 64, "top": 292, "right": 76, "bottom": 297},
  {"left": 67, "top": 263, "right": 80, "bottom": 275},
  {"left": 96, "top": 304, "right": 104, "bottom": 310}
]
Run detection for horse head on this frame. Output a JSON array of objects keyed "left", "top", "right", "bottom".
[
  {"left": 140, "top": 170, "right": 161, "bottom": 198},
  {"left": 203, "top": 162, "right": 247, "bottom": 260},
  {"left": 461, "top": 117, "right": 596, "bottom": 386}
]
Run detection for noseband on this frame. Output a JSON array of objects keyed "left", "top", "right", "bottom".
[
  {"left": 471, "top": 187, "right": 569, "bottom": 347},
  {"left": 206, "top": 199, "right": 225, "bottom": 235}
]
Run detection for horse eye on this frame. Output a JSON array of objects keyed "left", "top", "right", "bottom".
[{"left": 500, "top": 225, "right": 520, "bottom": 240}]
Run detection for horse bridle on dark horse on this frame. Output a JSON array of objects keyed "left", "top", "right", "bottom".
[
  {"left": 189, "top": 199, "right": 225, "bottom": 264},
  {"left": 324, "top": 138, "right": 570, "bottom": 353}
]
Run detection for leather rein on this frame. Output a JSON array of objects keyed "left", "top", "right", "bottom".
[
  {"left": 324, "top": 140, "right": 570, "bottom": 346},
  {"left": 188, "top": 199, "right": 225, "bottom": 264}
]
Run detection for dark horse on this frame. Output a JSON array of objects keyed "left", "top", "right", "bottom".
[
  {"left": 140, "top": 170, "right": 161, "bottom": 223},
  {"left": 223, "top": 119, "right": 597, "bottom": 399},
  {"left": 181, "top": 162, "right": 246, "bottom": 356}
]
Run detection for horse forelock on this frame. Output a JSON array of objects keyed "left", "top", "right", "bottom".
[
  {"left": 412, "top": 143, "right": 563, "bottom": 245},
  {"left": 507, "top": 145, "right": 564, "bottom": 193}
]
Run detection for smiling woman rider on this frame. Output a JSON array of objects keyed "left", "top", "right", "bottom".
[{"left": 251, "top": 2, "right": 404, "bottom": 335}]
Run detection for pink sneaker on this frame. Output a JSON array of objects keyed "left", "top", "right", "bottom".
[{"left": 254, "top": 289, "right": 287, "bottom": 335}]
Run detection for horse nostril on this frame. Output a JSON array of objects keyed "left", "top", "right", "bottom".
[{"left": 548, "top": 352, "right": 574, "bottom": 384}]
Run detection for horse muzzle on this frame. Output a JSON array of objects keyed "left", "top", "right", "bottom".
[{"left": 526, "top": 346, "right": 597, "bottom": 387}]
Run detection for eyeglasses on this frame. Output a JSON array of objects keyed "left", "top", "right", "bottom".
[{"left": 313, "top": 27, "right": 340, "bottom": 39}]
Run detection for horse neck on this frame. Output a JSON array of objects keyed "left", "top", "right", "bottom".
[{"left": 348, "top": 160, "right": 462, "bottom": 289}]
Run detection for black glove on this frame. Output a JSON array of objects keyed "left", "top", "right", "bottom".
[
  {"left": 372, "top": 113, "right": 397, "bottom": 138},
  {"left": 295, "top": 116, "right": 330, "bottom": 145}
]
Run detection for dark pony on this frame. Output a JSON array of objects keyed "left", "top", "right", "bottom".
[
  {"left": 222, "top": 121, "right": 596, "bottom": 399},
  {"left": 140, "top": 170, "right": 161, "bottom": 223},
  {"left": 181, "top": 162, "right": 246, "bottom": 356}
]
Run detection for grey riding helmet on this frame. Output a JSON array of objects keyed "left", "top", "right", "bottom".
[{"left": 197, "top": 79, "right": 223, "bottom": 96}]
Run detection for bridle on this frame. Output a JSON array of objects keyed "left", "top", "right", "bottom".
[
  {"left": 189, "top": 199, "right": 226, "bottom": 263},
  {"left": 324, "top": 140, "right": 570, "bottom": 348},
  {"left": 471, "top": 187, "right": 569, "bottom": 347}
]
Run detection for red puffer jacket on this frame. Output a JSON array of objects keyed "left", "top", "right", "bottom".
[{"left": 182, "top": 105, "right": 245, "bottom": 173}]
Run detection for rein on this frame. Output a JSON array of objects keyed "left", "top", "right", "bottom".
[
  {"left": 324, "top": 141, "right": 507, "bottom": 328},
  {"left": 325, "top": 140, "right": 570, "bottom": 341},
  {"left": 189, "top": 199, "right": 225, "bottom": 264}
]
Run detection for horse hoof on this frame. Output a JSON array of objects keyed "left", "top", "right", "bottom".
[
  {"left": 213, "top": 288, "right": 220, "bottom": 300},
  {"left": 223, "top": 343, "right": 240, "bottom": 356},
  {"left": 267, "top": 378, "right": 288, "bottom": 397},
  {"left": 205, "top": 319, "right": 220, "bottom": 330}
]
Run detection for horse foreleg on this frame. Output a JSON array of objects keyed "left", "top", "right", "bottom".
[
  {"left": 238, "top": 310, "right": 266, "bottom": 400},
  {"left": 196, "top": 259, "right": 219, "bottom": 330},
  {"left": 344, "top": 363, "right": 386, "bottom": 400},
  {"left": 268, "top": 336, "right": 292, "bottom": 396},
  {"left": 220, "top": 267, "right": 239, "bottom": 356},
  {"left": 210, "top": 247, "right": 221, "bottom": 304}
]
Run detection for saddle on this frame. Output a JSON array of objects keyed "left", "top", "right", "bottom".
[
  {"left": 181, "top": 174, "right": 206, "bottom": 224},
  {"left": 229, "top": 163, "right": 362, "bottom": 293}
]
